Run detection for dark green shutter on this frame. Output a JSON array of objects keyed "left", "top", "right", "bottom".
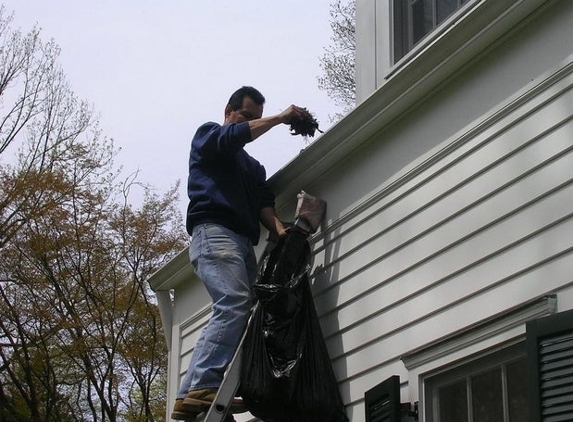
[
  {"left": 527, "top": 309, "right": 573, "bottom": 422},
  {"left": 364, "top": 375, "right": 401, "bottom": 422}
]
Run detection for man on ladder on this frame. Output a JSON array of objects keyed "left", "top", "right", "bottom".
[{"left": 171, "top": 86, "right": 308, "bottom": 421}]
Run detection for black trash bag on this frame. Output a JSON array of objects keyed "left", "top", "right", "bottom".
[{"left": 240, "top": 230, "right": 348, "bottom": 422}]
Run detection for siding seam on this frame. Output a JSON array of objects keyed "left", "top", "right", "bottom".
[{"left": 315, "top": 137, "right": 573, "bottom": 305}]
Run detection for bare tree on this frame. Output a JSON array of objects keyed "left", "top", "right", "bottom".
[
  {"left": 318, "top": 0, "right": 356, "bottom": 121},
  {"left": 0, "top": 7, "right": 187, "bottom": 421},
  {"left": 0, "top": 5, "right": 96, "bottom": 248}
]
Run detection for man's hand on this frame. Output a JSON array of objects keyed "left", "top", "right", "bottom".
[
  {"left": 278, "top": 105, "right": 308, "bottom": 125},
  {"left": 260, "top": 207, "right": 289, "bottom": 242},
  {"left": 247, "top": 105, "right": 308, "bottom": 141}
]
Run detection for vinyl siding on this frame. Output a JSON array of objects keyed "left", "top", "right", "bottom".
[{"left": 293, "top": 45, "right": 573, "bottom": 422}]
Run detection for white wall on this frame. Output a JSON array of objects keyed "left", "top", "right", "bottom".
[{"left": 269, "top": 1, "right": 573, "bottom": 420}]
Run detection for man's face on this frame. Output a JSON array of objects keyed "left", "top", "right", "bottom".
[{"left": 224, "top": 96, "right": 263, "bottom": 124}]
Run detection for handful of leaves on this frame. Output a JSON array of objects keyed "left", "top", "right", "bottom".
[{"left": 289, "top": 107, "right": 323, "bottom": 138}]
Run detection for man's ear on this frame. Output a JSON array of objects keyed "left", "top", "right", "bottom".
[{"left": 224, "top": 104, "right": 232, "bottom": 118}]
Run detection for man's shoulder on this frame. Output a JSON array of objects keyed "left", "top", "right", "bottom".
[
  {"left": 194, "top": 121, "right": 249, "bottom": 138},
  {"left": 192, "top": 121, "right": 221, "bottom": 143},
  {"left": 196, "top": 121, "right": 220, "bottom": 132}
]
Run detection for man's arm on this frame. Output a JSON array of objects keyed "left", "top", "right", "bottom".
[
  {"left": 260, "top": 206, "right": 287, "bottom": 239},
  {"left": 248, "top": 105, "right": 306, "bottom": 141}
]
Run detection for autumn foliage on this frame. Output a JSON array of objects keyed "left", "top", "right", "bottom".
[{"left": 0, "top": 7, "right": 187, "bottom": 421}]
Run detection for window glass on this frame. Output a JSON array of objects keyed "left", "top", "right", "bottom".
[
  {"left": 437, "top": 0, "right": 458, "bottom": 24},
  {"left": 412, "top": 0, "right": 434, "bottom": 45},
  {"left": 471, "top": 368, "right": 503, "bottom": 421},
  {"left": 438, "top": 380, "right": 468, "bottom": 422},
  {"left": 506, "top": 359, "right": 529, "bottom": 422}
]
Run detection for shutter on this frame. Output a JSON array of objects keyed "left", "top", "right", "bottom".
[
  {"left": 364, "top": 375, "right": 401, "bottom": 422},
  {"left": 526, "top": 309, "right": 573, "bottom": 422}
]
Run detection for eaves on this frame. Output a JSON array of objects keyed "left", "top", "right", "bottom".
[{"left": 269, "top": 0, "right": 552, "bottom": 209}]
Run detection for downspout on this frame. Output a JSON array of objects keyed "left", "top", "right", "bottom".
[{"left": 154, "top": 289, "right": 173, "bottom": 350}]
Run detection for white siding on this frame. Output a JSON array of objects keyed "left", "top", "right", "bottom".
[
  {"left": 272, "top": 4, "right": 573, "bottom": 419},
  {"left": 311, "top": 80, "right": 573, "bottom": 420}
]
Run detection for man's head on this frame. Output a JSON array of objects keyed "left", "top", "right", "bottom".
[{"left": 224, "top": 86, "right": 265, "bottom": 124}]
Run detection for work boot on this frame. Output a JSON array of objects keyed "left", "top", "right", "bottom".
[
  {"left": 182, "top": 388, "right": 247, "bottom": 414},
  {"left": 170, "top": 398, "right": 199, "bottom": 420},
  {"left": 171, "top": 399, "right": 236, "bottom": 421}
]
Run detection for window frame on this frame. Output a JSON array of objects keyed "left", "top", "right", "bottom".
[
  {"left": 392, "top": 0, "right": 476, "bottom": 63},
  {"left": 423, "top": 342, "right": 527, "bottom": 422}
]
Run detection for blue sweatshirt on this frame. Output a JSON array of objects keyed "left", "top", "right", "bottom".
[{"left": 185, "top": 121, "right": 275, "bottom": 245}]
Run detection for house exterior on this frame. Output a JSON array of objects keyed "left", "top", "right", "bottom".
[{"left": 149, "top": 0, "right": 573, "bottom": 420}]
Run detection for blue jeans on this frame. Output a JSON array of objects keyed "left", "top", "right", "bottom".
[{"left": 177, "top": 223, "right": 258, "bottom": 397}]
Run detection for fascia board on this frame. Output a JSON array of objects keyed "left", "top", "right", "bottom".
[{"left": 148, "top": 246, "right": 195, "bottom": 292}]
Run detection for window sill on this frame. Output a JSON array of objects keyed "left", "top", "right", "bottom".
[{"left": 384, "top": 0, "right": 551, "bottom": 86}]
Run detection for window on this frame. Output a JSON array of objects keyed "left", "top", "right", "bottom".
[
  {"left": 424, "top": 343, "right": 529, "bottom": 422},
  {"left": 393, "top": 0, "right": 472, "bottom": 62}
]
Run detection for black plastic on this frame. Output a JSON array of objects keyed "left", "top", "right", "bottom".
[{"left": 240, "top": 229, "right": 348, "bottom": 422}]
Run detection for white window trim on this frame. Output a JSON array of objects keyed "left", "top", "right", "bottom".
[
  {"left": 400, "top": 296, "right": 556, "bottom": 417},
  {"left": 391, "top": 0, "right": 481, "bottom": 67},
  {"left": 384, "top": 0, "right": 551, "bottom": 83},
  {"left": 424, "top": 342, "right": 527, "bottom": 422}
]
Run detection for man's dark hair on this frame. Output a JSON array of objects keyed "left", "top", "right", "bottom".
[{"left": 228, "top": 86, "right": 265, "bottom": 111}]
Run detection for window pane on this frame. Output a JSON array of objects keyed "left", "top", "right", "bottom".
[
  {"left": 439, "top": 380, "right": 468, "bottom": 422},
  {"left": 507, "top": 359, "right": 529, "bottom": 422},
  {"left": 412, "top": 0, "right": 434, "bottom": 45},
  {"left": 471, "top": 368, "right": 503, "bottom": 421},
  {"left": 437, "top": 0, "right": 458, "bottom": 24}
]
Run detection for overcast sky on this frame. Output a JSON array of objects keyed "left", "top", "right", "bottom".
[{"left": 2, "top": 1, "right": 341, "bottom": 215}]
